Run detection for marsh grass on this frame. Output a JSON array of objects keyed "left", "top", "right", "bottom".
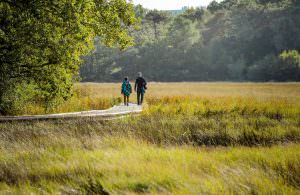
[
  {"left": 11, "top": 82, "right": 300, "bottom": 115},
  {"left": 77, "top": 82, "right": 300, "bottom": 100},
  {"left": 12, "top": 85, "right": 122, "bottom": 115},
  {"left": 0, "top": 129, "right": 298, "bottom": 194},
  {"left": 0, "top": 83, "right": 299, "bottom": 194},
  {"left": 102, "top": 95, "right": 299, "bottom": 146}
]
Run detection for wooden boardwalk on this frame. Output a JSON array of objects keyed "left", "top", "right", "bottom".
[{"left": 0, "top": 103, "right": 142, "bottom": 122}]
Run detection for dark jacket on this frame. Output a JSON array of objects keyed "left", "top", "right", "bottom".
[{"left": 135, "top": 77, "right": 147, "bottom": 93}]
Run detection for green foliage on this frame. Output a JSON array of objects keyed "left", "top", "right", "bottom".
[
  {"left": 81, "top": 0, "right": 300, "bottom": 82},
  {"left": 246, "top": 50, "right": 300, "bottom": 81},
  {"left": 0, "top": 81, "right": 41, "bottom": 115},
  {"left": 280, "top": 50, "right": 300, "bottom": 68},
  {"left": 247, "top": 52, "right": 300, "bottom": 81},
  {"left": 0, "top": 0, "right": 137, "bottom": 114},
  {"left": 207, "top": 0, "right": 221, "bottom": 13},
  {"left": 145, "top": 10, "right": 169, "bottom": 40}
]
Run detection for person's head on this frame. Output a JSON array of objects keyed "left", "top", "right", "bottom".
[
  {"left": 137, "top": 72, "right": 142, "bottom": 77},
  {"left": 124, "top": 76, "right": 128, "bottom": 81}
]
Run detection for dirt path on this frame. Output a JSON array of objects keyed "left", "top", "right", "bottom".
[{"left": 0, "top": 103, "right": 142, "bottom": 122}]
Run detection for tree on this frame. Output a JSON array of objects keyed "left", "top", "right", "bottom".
[
  {"left": 0, "top": 0, "right": 137, "bottom": 114},
  {"left": 207, "top": 1, "right": 221, "bottom": 13},
  {"left": 167, "top": 16, "right": 200, "bottom": 52},
  {"left": 79, "top": 1, "right": 300, "bottom": 83},
  {"left": 182, "top": 8, "right": 206, "bottom": 21},
  {"left": 145, "top": 10, "right": 168, "bottom": 40}
]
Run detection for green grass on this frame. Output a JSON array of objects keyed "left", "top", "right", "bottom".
[
  {"left": 131, "top": 96, "right": 300, "bottom": 146},
  {"left": 0, "top": 83, "right": 299, "bottom": 194},
  {"left": 0, "top": 134, "right": 298, "bottom": 194}
]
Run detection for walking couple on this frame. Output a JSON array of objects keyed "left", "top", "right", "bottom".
[{"left": 121, "top": 72, "right": 147, "bottom": 106}]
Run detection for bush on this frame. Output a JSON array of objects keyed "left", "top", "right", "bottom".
[{"left": 0, "top": 81, "right": 44, "bottom": 115}]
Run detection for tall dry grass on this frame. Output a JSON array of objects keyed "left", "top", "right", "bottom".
[
  {"left": 0, "top": 82, "right": 299, "bottom": 193},
  {"left": 0, "top": 119, "right": 299, "bottom": 194},
  {"left": 78, "top": 82, "right": 300, "bottom": 99},
  {"left": 13, "top": 82, "right": 300, "bottom": 115}
]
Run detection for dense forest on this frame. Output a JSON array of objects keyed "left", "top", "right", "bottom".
[{"left": 81, "top": 0, "right": 300, "bottom": 82}]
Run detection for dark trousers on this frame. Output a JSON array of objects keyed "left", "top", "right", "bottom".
[
  {"left": 137, "top": 91, "right": 144, "bottom": 105},
  {"left": 124, "top": 95, "right": 129, "bottom": 106}
]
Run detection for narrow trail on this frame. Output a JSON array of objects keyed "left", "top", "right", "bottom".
[{"left": 0, "top": 103, "right": 142, "bottom": 122}]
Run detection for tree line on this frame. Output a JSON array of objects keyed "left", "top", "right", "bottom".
[{"left": 80, "top": 0, "right": 300, "bottom": 82}]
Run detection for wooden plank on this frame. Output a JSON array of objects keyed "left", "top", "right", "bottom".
[{"left": 0, "top": 103, "right": 142, "bottom": 122}]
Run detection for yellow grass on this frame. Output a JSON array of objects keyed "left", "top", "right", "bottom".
[
  {"left": 0, "top": 133, "right": 298, "bottom": 194},
  {"left": 77, "top": 82, "right": 300, "bottom": 99},
  {"left": 17, "top": 82, "right": 300, "bottom": 115},
  {"left": 0, "top": 82, "right": 299, "bottom": 194}
]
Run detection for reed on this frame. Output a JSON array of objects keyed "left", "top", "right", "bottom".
[{"left": 0, "top": 82, "right": 299, "bottom": 194}]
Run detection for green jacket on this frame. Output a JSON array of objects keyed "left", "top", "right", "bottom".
[{"left": 121, "top": 81, "right": 132, "bottom": 97}]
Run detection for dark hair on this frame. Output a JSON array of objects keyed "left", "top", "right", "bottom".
[{"left": 124, "top": 77, "right": 128, "bottom": 81}]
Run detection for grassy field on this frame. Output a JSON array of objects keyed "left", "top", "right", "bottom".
[
  {"left": 78, "top": 82, "right": 300, "bottom": 99},
  {"left": 0, "top": 82, "right": 299, "bottom": 194},
  {"left": 15, "top": 82, "right": 300, "bottom": 115}
]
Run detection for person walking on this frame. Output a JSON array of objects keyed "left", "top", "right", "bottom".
[
  {"left": 134, "top": 72, "right": 147, "bottom": 105},
  {"left": 121, "top": 77, "right": 132, "bottom": 106}
]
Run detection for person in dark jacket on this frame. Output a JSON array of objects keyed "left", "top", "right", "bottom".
[
  {"left": 121, "top": 77, "right": 132, "bottom": 106},
  {"left": 134, "top": 72, "right": 147, "bottom": 105}
]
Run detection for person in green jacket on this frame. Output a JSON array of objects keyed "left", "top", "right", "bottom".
[{"left": 121, "top": 77, "right": 132, "bottom": 106}]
